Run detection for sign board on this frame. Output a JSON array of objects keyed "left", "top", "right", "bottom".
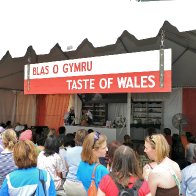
[{"left": 24, "top": 49, "right": 171, "bottom": 94}]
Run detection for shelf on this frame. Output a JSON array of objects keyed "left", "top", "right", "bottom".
[
  {"left": 132, "top": 101, "right": 163, "bottom": 128},
  {"left": 82, "top": 103, "right": 107, "bottom": 126}
]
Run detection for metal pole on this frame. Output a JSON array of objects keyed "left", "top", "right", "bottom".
[{"left": 127, "top": 93, "right": 131, "bottom": 135}]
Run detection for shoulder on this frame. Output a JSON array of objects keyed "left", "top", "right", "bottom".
[
  {"left": 99, "top": 174, "right": 116, "bottom": 191},
  {"left": 38, "top": 150, "right": 44, "bottom": 157},
  {"left": 39, "top": 169, "right": 52, "bottom": 181},
  {"left": 182, "top": 163, "right": 196, "bottom": 174},
  {"left": 99, "top": 174, "right": 112, "bottom": 184},
  {"left": 67, "top": 146, "right": 82, "bottom": 154},
  {"left": 97, "top": 164, "right": 109, "bottom": 174},
  {"left": 77, "top": 161, "right": 89, "bottom": 173},
  {"left": 138, "top": 180, "right": 151, "bottom": 195}
]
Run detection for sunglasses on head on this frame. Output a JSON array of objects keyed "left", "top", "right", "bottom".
[
  {"left": 92, "top": 131, "right": 100, "bottom": 148},
  {"left": 149, "top": 135, "right": 156, "bottom": 144}
]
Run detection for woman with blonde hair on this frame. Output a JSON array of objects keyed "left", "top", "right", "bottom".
[
  {"left": 0, "top": 129, "right": 17, "bottom": 188},
  {"left": 143, "top": 134, "right": 181, "bottom": 196},
  {"left": 0, "top": 140, "right": 55, "bottom": 195},
  {"left": 77, "top": 131, "right": 109, "bottom": 192}
]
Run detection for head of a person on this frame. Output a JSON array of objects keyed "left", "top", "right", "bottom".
[
  {"left": 144, "top": 134, "right": 170, "bottom": 163},
  {"left": 87, "top": 129, "right": 94, "bottom": 134},
  {"left": 147, "top": 127, "right": 157, "bottom": 136},
  {"left": 163, "top": 128, "right": 172, "bottom": 136},
  {"left": 70, "top": 106, "right": 74, "bottom": 113},
  {"left": 123, "top": 134, "right": 132, "bottom": 143},
  {"left": 64, "top": 133, "right": 75, "bottom": 147},
  {"left": 13, "top": 140, "right": 37, "bottom": 168},
  {"left": 58, "top": 126, "right": 66, "bottom": 135},
  {"left": 48, "top": 128, "right": 56, "bottom": 136},
  {"left": 75, "top": 129, "right": 88, "bottom": 146},
  {"left": 44, "top": 135, "right": 60, "bottom": 156},
  {"left": 136, "top": 143, "right": 145, "bottom": 156},
  {"left": 0, "top": 123, "right": 6, "bottom": 129},
  {"left": 2, "top": 129, "right": 18, "bottom": 150},
  {"left": 6, "top": 120, "right": 12, "bottom": 128},
  {"left": 0, "top": 126, "right": 5, "bottom": 134},
  {"left": 19, "top": 129, "right": 33, "bottom": 141},
  {"left": 108, "top": 140, "right": 122, "bottom": 163},
  {"left": 172, "top": 133, "right": 180, "bottom": 143},
  {"left": 187, "top": 135, "right": 196, "bottom": 143},
  {"left": 81, "top": 131, "right": 107, "bottom": 164},
  {"left": 111, "top": 145, "right": 142, "bottom": 185}
]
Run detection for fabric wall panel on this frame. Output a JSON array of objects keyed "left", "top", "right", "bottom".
[{"left": 183, "top": 88, "right": 196, "bottom": 136}]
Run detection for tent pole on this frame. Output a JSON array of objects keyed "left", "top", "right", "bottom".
[
  {"left": 74, "top": 94, "right": 78, "bottom": 124},
  {"left": 127, "top": 93, "right": 131, "bottom": 135}
]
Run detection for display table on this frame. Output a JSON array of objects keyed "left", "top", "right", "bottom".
[{"left": 65, "top": 125, "right": 116, "bottom": 144}]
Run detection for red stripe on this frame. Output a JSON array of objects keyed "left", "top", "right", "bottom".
[{"left": 24, "top": 71, "right": 171, "bottom": 94}]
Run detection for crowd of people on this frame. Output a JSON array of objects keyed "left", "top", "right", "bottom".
[{"left": 0, "top": 121, "right": 196, "bottom": 196}]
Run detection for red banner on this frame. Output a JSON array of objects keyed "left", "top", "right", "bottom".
[{"left": 24, "top": 49, "right": 172, "bottom": 94}]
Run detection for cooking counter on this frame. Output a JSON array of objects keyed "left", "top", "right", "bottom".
[{"left": 65, "top": 125, "right": 117, "bottom": 144}]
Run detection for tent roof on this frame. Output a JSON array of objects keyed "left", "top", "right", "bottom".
[{"left": 1, "top": 21, "right": 196, "bottom": 91}]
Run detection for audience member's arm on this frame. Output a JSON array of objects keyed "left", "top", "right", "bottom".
[
  {"left": 64, "top": 160, "right": 69, "bottom": 172},
  {"left": 181, "top": 169, "right": 187, "bottom": 196},
  {"left": 143, "top": 164, "right": 152, "bottom": 181},
  {"left": 148, "top": 172, "right": 158, "bottom": 196}
]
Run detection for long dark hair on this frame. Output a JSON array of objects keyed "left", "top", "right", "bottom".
[
  {"left": 44, "top": 135, "right": 60, "bottom": 156},
  {"left": 111, "top": 145, "right": 142, "bottom": 187}
]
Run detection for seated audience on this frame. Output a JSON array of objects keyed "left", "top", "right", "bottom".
[
  {"left": 48, "top": 128, "right": 57, "bottom": 137},
  {"left": 172, "top": 134, "right": 187, "bottom": 170},
  {"left": 185, "top": 135, "right": 196, "bottom": 165},
  {"left": 0, "top": 129, "right": 18, "bottom": 188},
  {"left": 37, "top": 135, "right": 64, "bottom": 190},
  {"left": 147, "top": 127, "right": 157, "bottom": 136},
  {"left": 19, "top": 129, "right": 33, "bottom": 141},
  {"left": 58, "top": 134, "right": 68, "bottom": 180},
  {"left": 123, "top": 134, "right": 133, "bottom": 148},
  {"left": 5, "top": 121, "right": 12, "bottom": 129},
  {"left": 144, "top": 134, "right": 181, "bottom": 196},
  {"left": 58, "top": 126, "right": 66, "bottom": 145},
  {"left": 107, "top": 140, "right": 121, "bottom": 170},
  {"left": 163, "top": 128, "right": 172, "bottom": 147},
  {"left": 0, "top": 140, "right": 55, "bottom": 196},
  {"left": 64, "top": 133, "right": 75, "bottom": 148},
  {"left": 180, "top": 132, "right": 189, "bottom": 150},
  {"left": 135, "top": 143, "right": 151, "bottom": 169},
  {"left": 97, "top": 145, "right": 151, "bottom": 196},
  {"left": 63, "top": 129, "right": 88, "bottom": 196},
  {"left": 0, "top": 126, "right": 5, "bottom": 153},
  {"left": 20, "top": 129, "right": 44, "bottom": 153},
  {"left": 77, "top": 131, "right": 109, "bottom": 192},
  {"left": 181, "top": 145, "right": 196, "bottom": 196},
  {"left": 34, "top": 127, "right": 47, "bottom": 146}
]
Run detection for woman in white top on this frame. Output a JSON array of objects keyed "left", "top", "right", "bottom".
[
  {"left": 143, "top": 134, "right": 181, "bottom": 196},
  {"left": 37, "top": 135, "right": 64, "bottom": 190}
]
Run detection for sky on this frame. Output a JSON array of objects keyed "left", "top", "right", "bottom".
[{"left": 0, "top": 0, "right": 195, "bottom": 59}]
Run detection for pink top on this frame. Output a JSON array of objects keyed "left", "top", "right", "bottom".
[{"left": 99, "top": 174, "right": 150, "bottom": 196}]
